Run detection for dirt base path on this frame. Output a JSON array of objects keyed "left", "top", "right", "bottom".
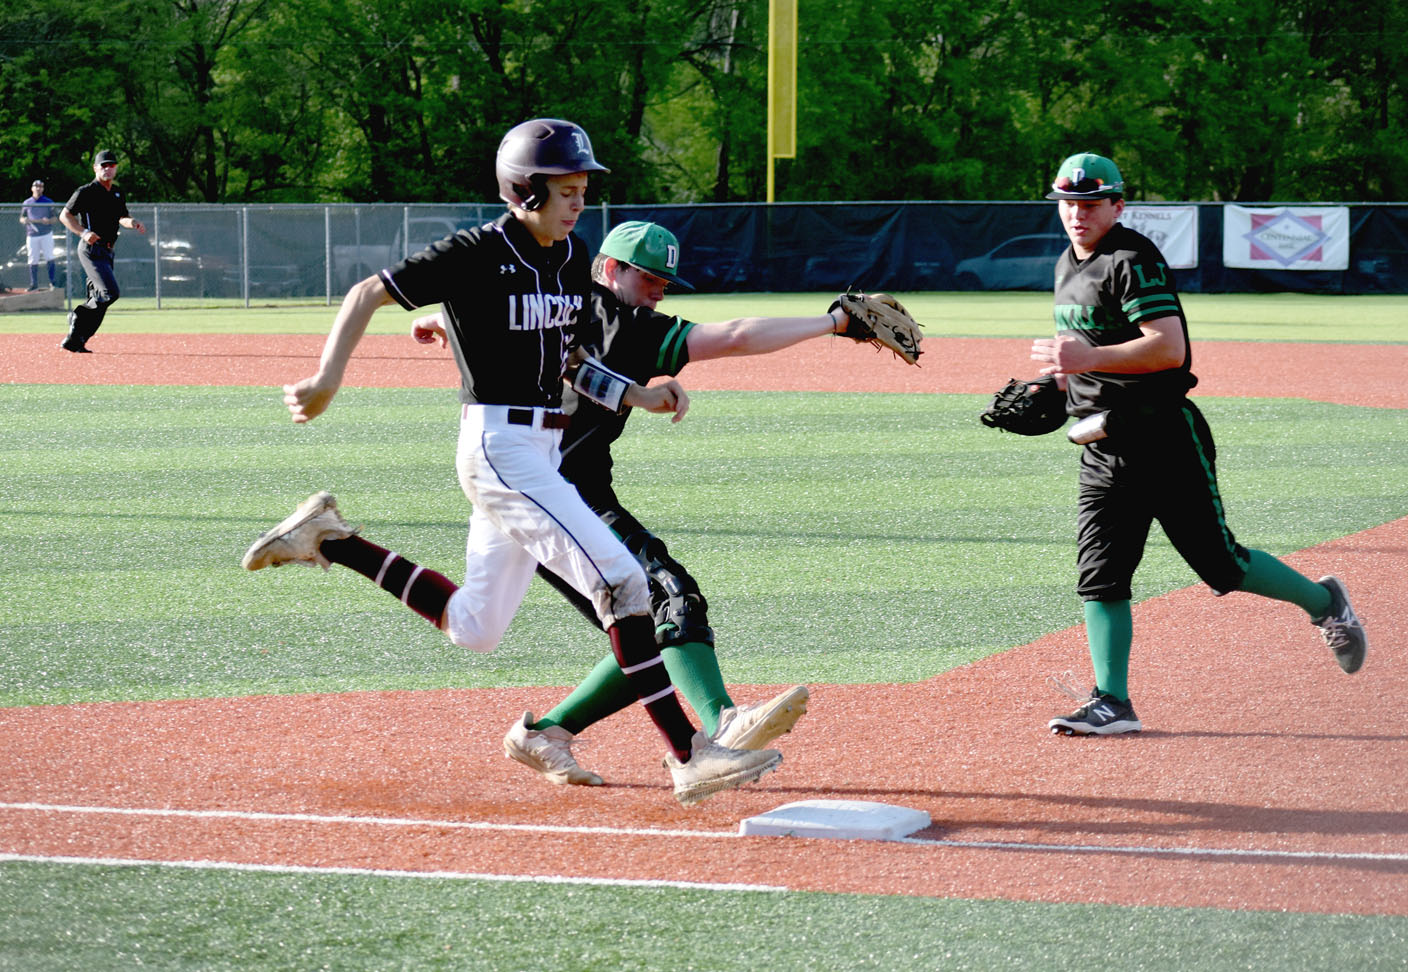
[
  {"left": 4, "top": 332, "right": 1408, "bottom": 408},
  {"left": 2, "top": 330, "right": 1405, "bottom": 914},
  {"left": 3, "top": 522, "right": 1404, "bottom": 913}
]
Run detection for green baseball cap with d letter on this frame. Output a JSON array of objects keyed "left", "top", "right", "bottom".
[
  {"left": 600, "top": 221, "right": 694, "bottom": 291},
  {"left": 1045, "top": 153, "right": 1124, "bottom": 199}
]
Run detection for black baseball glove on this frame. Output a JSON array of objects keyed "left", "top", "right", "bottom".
[{"left": 979, "top": 376, "right": 1068, "bottom": 435}]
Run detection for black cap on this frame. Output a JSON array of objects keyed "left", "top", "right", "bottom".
[{"left": 94, "top": 149, "right": 118, "bottom": 166}]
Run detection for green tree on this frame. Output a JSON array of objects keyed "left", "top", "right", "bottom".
[
  {"left": 0, "top": 0, "right": 128, "bottom": 198},
  {"left": 108, "top": 0, "right": 281, "bottom": 201},
  {"left": 5, "top": 0, "right": 1405, "bottom": 203},
  {"left": 1291, "top": 0, "right": 1408, "bottom": 199}
]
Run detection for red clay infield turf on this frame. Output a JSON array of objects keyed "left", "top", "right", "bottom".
[{"left": 2, "top": 330, "right": 1405, "bottom": 915}]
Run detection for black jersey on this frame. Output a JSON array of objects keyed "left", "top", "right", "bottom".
[
  {"left": 1052, "top": 223, "right": 1197, "bottom": 417},
  {"left": 64, "top": 180, "right": 131, "bottom": 244},
  {"left": 558, "top": 284, "right": 696, "bottom": 496},
  {"left": 380, "top": 212, "right": 595, "bottom": 408}
]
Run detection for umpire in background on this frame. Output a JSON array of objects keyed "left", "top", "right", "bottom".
[{"left": 57, "top": 149, "right": 146, "bottom": 352}]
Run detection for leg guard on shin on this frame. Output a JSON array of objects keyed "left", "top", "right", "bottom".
[{"left": 602, "top": 511, "right": 714, "bottom": 649}]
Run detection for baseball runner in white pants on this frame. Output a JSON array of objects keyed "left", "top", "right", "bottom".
[
  {"left": 241, "top": 118, "right": 780, "bottom": 806},
  {"left": 447, "top": 401, "right": 649, "bottom": 652}
]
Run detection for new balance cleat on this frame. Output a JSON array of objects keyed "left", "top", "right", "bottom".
[
  {"left": 1313, "top": 575, "right": 1367, "bottom": 674},
  {"left": 241, "top": 491, "right": 356, "bottom": 571},
  {"left": 1049, "top": 688, "right": 1143, "bottom": 736},
  {"left": 666, "top": 732, "right": 781, "bottom": 807},
  {"left": 503, "top": 711, "right": 603, "bottom": 786},
  {"left": 712, "top": 685, "right": 810, "bottom": 750}
]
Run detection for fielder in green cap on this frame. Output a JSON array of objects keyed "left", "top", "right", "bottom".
[
  {"left": 413, "top": 221, "right": 917, "bottom": 785},
  {"left": 597, "top": 220, "right": 694, "bottom": 291},
  {"left": 1026, "top": 151, "right": 1368, "bottom": 736},
  {"left": 1044, "top": 152, "right": 1125, "bottom": 200}
]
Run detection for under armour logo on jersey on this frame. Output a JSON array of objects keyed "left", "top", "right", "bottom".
[{"left": 499, "top": 264, "right": 517, "bottom": 275}]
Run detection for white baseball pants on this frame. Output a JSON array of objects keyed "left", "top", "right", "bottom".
[{"left": 444, "top": 404, "right": 650, "bottom": 652}]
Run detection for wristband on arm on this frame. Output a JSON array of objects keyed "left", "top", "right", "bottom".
[{"left": 572, "top": 356, "right": 632, "bottom": 413}]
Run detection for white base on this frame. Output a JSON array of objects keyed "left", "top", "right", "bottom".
[{"left": 738, "top": 799, "right": 930, "bottom": 841}]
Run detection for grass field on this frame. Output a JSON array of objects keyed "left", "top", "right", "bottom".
[
  {"left": 3, "top": 387, "right": 1406, "bottom": 706},
  {"left": 3, "top": 295, "right": 1407, "bottom": 970}
]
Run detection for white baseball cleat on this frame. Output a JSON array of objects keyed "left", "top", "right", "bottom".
[
  {"left": 666, "top": 732, "right": 781, "bottom": 807},
  {"left": 503, "top": 711, "right": 603, "bottom": 786},
  {"left": 241, "top": 491, "right": 356, "bottom": 571},
  {"left": 712, "top": 685, "right": 810, "bottom": 750}
]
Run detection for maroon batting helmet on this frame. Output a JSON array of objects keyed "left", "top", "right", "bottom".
[{"left": 495, "top": 118, "right": 609, "bottom": 211}]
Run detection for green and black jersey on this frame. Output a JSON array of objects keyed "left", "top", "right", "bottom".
[
  {"left": 558, "top": 284, "right": 697, "bottom": 499},
  {"left": 1052, "top": 223, "right": 1197, "bottom": 418}
]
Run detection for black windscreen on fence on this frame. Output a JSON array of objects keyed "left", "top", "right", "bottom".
[{"left": 8, "top": 200, "right": 1403, "bottom": 302}]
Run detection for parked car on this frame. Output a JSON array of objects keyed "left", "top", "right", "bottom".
[
  {"left": 114, "top": 236, "right": 206, "bottom": 297},
  {"left": 332, "top": 215, "right": 465, "bottom": 292},
  {"left": 4, "top": 236, "right": 202, "bottom": 294},
  {"left": 953, "top": 233, "right": 1069, "bottom": 291},
  {"left": 217, "top": 259, "right": 307, "bottom": 298},
  {"left": 3, "top": 237, "right": 70, "bottom": 291}
]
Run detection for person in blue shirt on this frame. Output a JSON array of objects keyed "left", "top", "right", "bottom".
[{"left": 19, "top": 179, "right": 57, "bottom": 291}]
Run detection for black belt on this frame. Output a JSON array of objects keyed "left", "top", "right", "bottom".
[{"left": 507, "top": 407, "right": 570, "bottom": 430}]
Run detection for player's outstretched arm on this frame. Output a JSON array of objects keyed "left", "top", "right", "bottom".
[
  {"left": 685, "top": 307, "right": 845, "bottom": 362},
  {"left": 284, "top": 275, "right": 395, "bottom": 424}
]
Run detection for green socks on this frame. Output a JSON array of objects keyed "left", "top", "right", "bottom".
[
  {"left": 539, "top": 653, "right": 634, "bottom": 735},
  {"left": 1237, "top": 549, "right": 1333, "bottom": 618},
  {"left": 1079, "top": 551, "right": 1331, "bottom": 706},
  {"left": 661, "top": 641, "right": 734, "bottom": 736},
  {"left": 536, "top": 641, "right": 735, "bottom": 736},
  {"left": 1084, "top": 599, "right": 1133, "bottom": 701}
]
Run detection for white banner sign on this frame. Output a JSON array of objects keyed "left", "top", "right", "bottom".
[
  {"left": 1118, "top": 205, "right": 1198, "bottom": 268},
  {"left": 1222, "top": 205, "right": 1349, "bottom": 270}
]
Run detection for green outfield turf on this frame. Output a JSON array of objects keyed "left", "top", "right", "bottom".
[
  {"left": 4, "top": 386, "right": 1404, "bottom": 705},
  {"left": 4, "top": 291, "right": 1406, "bottom": 342},
  {"left": 2, "top": 859, "right": 1403, "bottom": 972}
]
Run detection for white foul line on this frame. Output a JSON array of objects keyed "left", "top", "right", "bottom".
[
  {"left": 3, "top": 801, "right": 1403, "bottom": 865},
  {"left": 0, "top": 801, "right": 724, "bottom": 840}
]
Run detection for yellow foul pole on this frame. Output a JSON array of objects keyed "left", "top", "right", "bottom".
[{"left": 767, "top": 0, "right": 797, "bottom": 202}]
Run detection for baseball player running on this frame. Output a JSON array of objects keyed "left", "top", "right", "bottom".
[
  {"left": 413, "top": 220, "right": 910, "bottom": 786},
  {"left": 242, "top": 119, "right": 781, "bottom": 806},
  {"left": 1032, "top": 152, "right": 1368, "bottom": 735}
]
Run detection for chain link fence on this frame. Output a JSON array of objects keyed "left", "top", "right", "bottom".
[
  {"left": 5, "top": 199, "right": 1405, "bottom": 302},
  {"left": 2, "top": 202, "right": 507, "bottom": 306}
]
